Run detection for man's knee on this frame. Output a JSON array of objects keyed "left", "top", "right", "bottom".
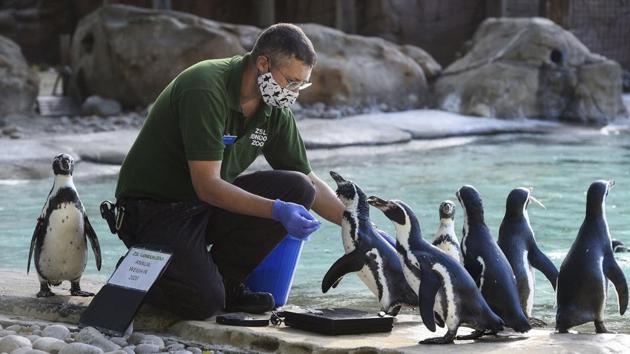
[{"left": 281, "top": 171, "right": 316, "bottom": 208}]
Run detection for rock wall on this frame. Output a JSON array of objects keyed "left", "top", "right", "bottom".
[
  {"left": 0, "top": 35, "right": 39, "bottom": 117},
  {"left": 70, "top": 5, "right": 439, "bottom": 111},
  {"left": 434, "top": 17, "right": 628, "bottom": 125}
]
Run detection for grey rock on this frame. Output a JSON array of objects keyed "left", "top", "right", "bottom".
[
  {"left": 81, "top": 95, "right": 122, "bottom": 117},
  {"left": 58, "top": 342, "right": 104, "bottom": 354},
  {"left": 6, "top": 325, "right": 23, "bottom": 332},
  {"left": 32, "top": 330, "right": 42, "bottom": 336},
  {"left": 104, "top": 351, "right": 129, "bottom": 354},
  {"left": 166, "top": 343, "right": 185, "bottom": 351},
  {"left": 121, "top": 345, "right": 135, "bottom": 354},
  {"left": 172, "top": 351, "right": 193, "bottom": 354},
  {"left": 32, "top": 337, "right": 67, "bottom": 354},
  {"left": 78, "top": 327, "right": 120, "bottom": 352},
  {"left": 434, "top": 17, "right": 627, "bottom": 124},
  {"left": 126, "top": 332, "right": 145, "bottom": 345},
  {"left": 0, "top": 335, "right": 32, "bottom": 353},
  {"left": 10, "top": 349, "right": 49, "bottom": 354},
  {"left": 134, "top": 343, "right": 160, "bottom": 353},
  {"left": 186, "top": 348, "right": 202, "bottom": 354},
  {"left": 28, "top": 325, "right": 40, "bottom": 331},
  {"left": 0, "top": 330, "right": 18, "bottom": 336},
  {"left": 0, "top": 35, "right": 39, "bottom": 116},
  {"left": 70, "top": 5, "right": 257, "bottom": 108},
  {"left": 42, "top": 325, "right": 70, "bottom": 340},
  {"left": 137, "top": 335, "right": 163, "bottom": 349},
  {"left": 109, "top": 337, "right": 127, "bottom": 347},
  {"left": 25, "top": 335, "right": 40, "bottom": 343}
]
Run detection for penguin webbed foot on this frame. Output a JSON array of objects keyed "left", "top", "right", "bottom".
[
  {"left": 420, "top": 329, "right": 456, "bottom": 345},
  {"left": 70, "top": 282, "right": 94, "bottom": 297},
  {"left": 36, "top": 282, "right": 55, "bottom": 297},
  {"left": 595, "top": 321, "right": 615, "bottom": 334},
  {"left": 385, "top": 305, "right": 402, "bottom": 317},
  {"left": 456, "top": 329, "right": 494, "bottom": 340},
  {"left": 419, "top": 335, "right": 454, "bottom": 345},
  {"left": 528, "top": 317, "right": 547, "bottom": 327}
]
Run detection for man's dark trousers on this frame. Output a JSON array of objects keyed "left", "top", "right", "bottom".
[{"left": 117, "top": 170, "right": 316, "bottom": 320}]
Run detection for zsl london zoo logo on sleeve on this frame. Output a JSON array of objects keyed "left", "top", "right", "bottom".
[{"left": 250, "top": 128, "right": 267, "bottom": 147}]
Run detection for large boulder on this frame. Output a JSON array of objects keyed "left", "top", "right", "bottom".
[
  {"left": 434, "top": 17, "right": 628, "bottom": 125},
  {"left": 0, "top": 35, "right": 39, "bottom": 117},
  {"left": 70, "top": 4, "right": 438, "bottom": 111},
  {"left": 70, "top": 5, "right": 258, "bottom": 108},
  {"left": 298, "top": 24, "right": 434, "bottom": 111}
]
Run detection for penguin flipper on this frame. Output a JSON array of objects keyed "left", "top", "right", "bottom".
[
  {"left": 321, "top": 248, "right": 365, "bottom": 293},
  {"left": 84, "top": 215, "right": 102, "bottom": 271},
  {"left": 528, "top": 244, "right": 559, "bottom": 290},
  {"left": 604, "top": 255, "right": 628, "bottom": 315},
  {"left": 418, "top": 265, "right": 442, "bottom": 332},
  {"left": 27, "top": 218, "right": 45, "bottom": 274}
]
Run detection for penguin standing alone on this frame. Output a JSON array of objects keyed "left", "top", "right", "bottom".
[
  {"left": 431, "top": 200, "right": 463, "bottom": 263},
  {"left": 27, "top": 154, "right": 102, "bottom": 297},
  {"left": 498, "top": 188, "right": 558, "bottom": 326},
  {"left": 556, "top": 180, "right": 628, "bottom": 333}
]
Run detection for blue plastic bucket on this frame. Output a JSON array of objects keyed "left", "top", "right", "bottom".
[{"left": 245, "top": 235, "right": 305, "bottom": 306}]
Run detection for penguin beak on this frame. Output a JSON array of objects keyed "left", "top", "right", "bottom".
[
  {"left": 329, "top": 171, "right": 346, "bottom": 185},
  {"left": 367, "top": 196, "right": 388, "bottom": 210},
  {"left": 528, "top": 195, "right": 546, "bottom": 209}
]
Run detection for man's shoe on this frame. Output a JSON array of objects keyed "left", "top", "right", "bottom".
[{"left": 224, "top": 278, "right": 275, "bottom": 314}]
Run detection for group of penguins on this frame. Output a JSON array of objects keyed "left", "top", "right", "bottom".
[
  {"left": 21, "top": 155, "right": 629, "bottom": 345},
  {"left": 322, "top": 171, "right": 629, "bottom": 344}
]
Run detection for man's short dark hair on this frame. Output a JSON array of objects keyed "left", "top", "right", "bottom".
[{"left": 251, "top": 23, "right": 317, "bottom": 67}]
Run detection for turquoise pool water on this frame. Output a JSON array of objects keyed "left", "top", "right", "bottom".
[{"left": 1, "top": 131, "right": 629, "bottom": 333}]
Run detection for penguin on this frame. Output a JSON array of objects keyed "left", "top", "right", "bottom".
[
  {"left": 456, "top": 185, "right": 531, "bottom": 334},
  {"left": 498, "top": 188, "right": 558, "bottom": 327},
  {"left": 431, "top": 200, "right": 463, "bottom": 263},
  {"left": 368, "top": 196, "right": 503, "bottom": 344},
  {"left": 612, "top": 239, "right": 630, "bottom": 253},
  {"left": 556, "top": 180, "right": 628, "bottom": 333},
  {"left": 321, "top": 171, "right": 418, "bottom": 315},
  {"left": 27, "top": 154, "right": 102, "bottom": 297}
]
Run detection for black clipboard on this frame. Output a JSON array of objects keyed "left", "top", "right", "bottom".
[{"left": 79, "top": 245, "right": 173, "bottom": 336}]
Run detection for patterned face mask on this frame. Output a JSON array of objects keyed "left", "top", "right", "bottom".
[{"left": 257, "top": 72, "right": 299, "bottom": 108}]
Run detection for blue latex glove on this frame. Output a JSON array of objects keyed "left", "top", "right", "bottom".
[{"left": 272, "top": 199, "right": 321, "bottom": 239}]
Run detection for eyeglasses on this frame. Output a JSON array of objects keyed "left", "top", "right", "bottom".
[{"left": 268, "top": 57, "right": 312, "bottom": 91}]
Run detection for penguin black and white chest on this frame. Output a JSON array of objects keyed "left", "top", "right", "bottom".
[
  {"left": 368, "top": 196, "right": 503, "bottom": 344},
  {"left": 321, "top": 171, "right": 417, "bottom": 315},
  {"left": 456, "top": 185, "right": 531, "bottom": 333},
  {"left": 432, "top": 200, "right": 463, "bottom": 263},
  {"left": 556, "top": 180, "right": 628, "bottom": 333},
  {"left": 27, "top": 154, "right": 102, "bottom": 297},
  {"left": 497, "top": 188, "right": 558, "bottom": 323}
]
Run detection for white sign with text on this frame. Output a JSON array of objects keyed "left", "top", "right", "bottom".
[{"left": 107, "top": 247, "right": 172, "bottom": 292}]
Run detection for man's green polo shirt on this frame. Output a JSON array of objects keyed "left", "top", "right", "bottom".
[{"left": 115, "top": 53, "right": 311, "bottom": 201}]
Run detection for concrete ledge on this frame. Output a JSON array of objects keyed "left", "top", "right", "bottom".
[
  {"left": 1, "top": 271, "right": 629, "bottom": 353},
  {"left": 169, "top": 314, "right": 630, "bottom": 354},
  {"left": 0, "top": 271, "right": 182, "bottom": 333}
]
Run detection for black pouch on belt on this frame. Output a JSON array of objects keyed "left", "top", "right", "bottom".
[{"left": 100, "top": 200, "right": 125, "bottom": 234}]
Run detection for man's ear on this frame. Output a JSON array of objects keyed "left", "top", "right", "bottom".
[{"left": 255, "top": 55, "right": 270, "bottom": 74}]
